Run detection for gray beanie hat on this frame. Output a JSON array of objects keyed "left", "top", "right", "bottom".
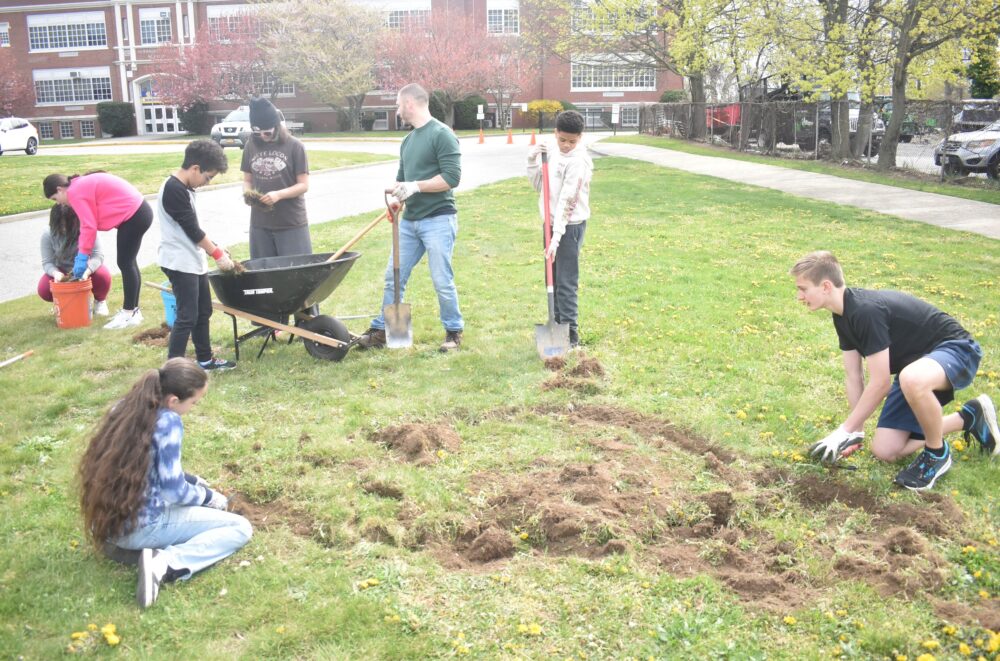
[{"left": 249, "top": 97, "right": 280, "bottom": 130}]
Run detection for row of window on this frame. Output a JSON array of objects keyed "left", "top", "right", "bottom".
[
  {"left": 37, "top": 119, "right": 96, "bottom": 140},
  {"left": 34, "top": 75, "right": 113, "bottom": 105}
]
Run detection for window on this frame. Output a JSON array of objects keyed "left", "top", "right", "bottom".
[
  {"left": 38, "top": 122, "right": 54, "bottom": 139},
  {"left": 570, "top": 57, "right": 656, "bottom": 91},
  {"left": 487, "top": 9, "right": 519, "bottom": 34},
  {"left": 139, "top": 9, "right": 172, "bottom": 45},
  {"left": 80, "top": 120, "right": 96, "bottom": 138},
  {"left": 27, "top": 12, "right": 107, "bottom": 51},
  {"left": 33, "top": 67, "right": 114, "bottom": 105},
  {"left": 621, "top": 105, "right": 639, "bottom": 127},
  {"left": 572, "top": 1, "right": 647, "bottom": 33},
  {"left": 207, "top": 5, "right": 260, "bottom": 41},
  {"left": 387, "top": 10, "right": 429, "bottom": 30},
  {"left": 0, "top": 23, "right": 10, "bottom": 46},
  {"left": 261, "top": 78, "right": 295, "bottom": 96},
  {"left": 60, "top": 121, "right": 74, "bottom": 139}
]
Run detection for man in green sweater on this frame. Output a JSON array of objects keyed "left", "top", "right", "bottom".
[{"left": 358, "top": 83, "right": 465, "bottom": 352}]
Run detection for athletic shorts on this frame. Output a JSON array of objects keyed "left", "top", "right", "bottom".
[{"left": 877, "top": 338, "right": 982, "bottom": 439}]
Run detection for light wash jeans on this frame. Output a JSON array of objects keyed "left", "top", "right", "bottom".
[
  {"left": 371, "top": 213, "right": 464, "bottom": 332},
  {"left": 114, "top": 505, "right": 252, "bottom": 579}
]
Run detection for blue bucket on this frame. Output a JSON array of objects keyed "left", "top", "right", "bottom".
[{"left": 160, "top": 284, "right": 177, "bottom": 328}]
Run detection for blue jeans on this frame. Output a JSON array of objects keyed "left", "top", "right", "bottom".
[
  {"left": 372, "top": 213, "right": 464, "bottom": 332},
  {"left": 113, "top": 506, "right": 252, "bottom": 579}
]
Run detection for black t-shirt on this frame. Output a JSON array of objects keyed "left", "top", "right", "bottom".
[{"left": 833, "top": 288, "right": 971, "bottom": 374}]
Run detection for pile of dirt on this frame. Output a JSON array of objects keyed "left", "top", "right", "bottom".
[
  {"left": 361, "top": 479, "right": 404, "bottom": 500},
  {"left": 541, "top": 352, "right": 605, "bottom": 392},
  {"left": 133, "top": 324, "right": 170, "bottom": 347},
  {"left": 229, "top": 492, "right": 314, "bottom": 538},
  {"left": 369, "top": 423, "right": 461, "bottom": 465}
]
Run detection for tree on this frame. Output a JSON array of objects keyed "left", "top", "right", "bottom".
[
  {"left": 150, "top": 13, "right": 279, "bottom": 109},
  {"left": 0, "top": 48, "right": 32, "bottom": 116},
  {"left": 377, "top": 9, "right": 488, "bottom": 127},
  {"left": 478, "top": 35, "right": 540, "bottom": 129},
  {"left": 967, "top": 41, "right": 1000, "bottom": 99},
  {"left": 257, "top": 0, "right": 383, "bottom": 132}
]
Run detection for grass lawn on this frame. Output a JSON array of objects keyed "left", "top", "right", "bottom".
[
  {"left": 607, "top": 135, "right": 1000, "bottom": 206},
  {"left": 1, "top": 159, "right": 998, "bottom": 659},
  {"left": 0, "top": 150, "right": 395, "bottom": 217}
]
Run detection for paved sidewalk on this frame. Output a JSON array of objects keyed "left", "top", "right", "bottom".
[{"left": 590, "top": 143, "right": 1000, "bottom": 240}]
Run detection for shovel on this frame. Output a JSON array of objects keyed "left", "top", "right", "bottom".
[
  {"left": 383, "top": 194, "right": 412, "bottom": 348},
  {"left": 535, "top": 151, "right": 570, "bottom": 359}
]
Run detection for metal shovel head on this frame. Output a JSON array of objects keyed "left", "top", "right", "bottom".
[
  {"left": 384, "top": 302, "right": 412, "bottom": 348},
  {"left": 535, "top": 321, "right": 570, "bottom": 359}
]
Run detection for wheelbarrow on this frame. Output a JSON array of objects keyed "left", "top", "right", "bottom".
[{"left": 208, "top": 251, "right": 362, "bottom": 362}]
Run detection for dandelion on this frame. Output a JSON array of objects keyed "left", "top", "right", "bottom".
[
  {"left": 70, "top": 632, "right": 89, "bottom": 640},
  {"left": 979, "top": 590, "right": 990, "bottom": 599},
  {"left": 916, "top": 655, "right": 935, "bottom": 661},
  {"left": 104, "top": 633, "right": 120, "bottom": 646},
  {"left": 87, "top": 624, "right": 97, "bottom": 631},
  {"left": 276, "top": 626, "right": 286, "bottom": 634},
  {"left": 959, "top": 642, "right": 972, "bottom": 656},
  {"left": 100, "top": 623, "right": 116, "bottom": 637},
  {"left": 942, "top": 625, "right": 957, "bottom": 636},
  {"left": 921, "top": 640, "right": 940, "bottom": 650},
  {"left": 836, "top": 609, "right": 848, "bottom": 617},
  {"left": 518, "top": 624, "right": 528, "bottom": 634},
  {"left": 962, "top": 545, "right": 978, "bottom": 554},
  {"left": 527, "top": 623, "right": 543, "bottom": 636},
  {"left": 783, "top": 616, "right": 797, "bottom": 625},
  {"left": 895, "top": 655, "right": 908, "bottom": 661},
  {"left": 735, "top": 410, "right": 747, "bottom": 420},
  {"left": 519, "top": 532, "right": 529, "bottom": 540},
  {"left": 974, "top": 570, "right": 983, "bottom": 579}
]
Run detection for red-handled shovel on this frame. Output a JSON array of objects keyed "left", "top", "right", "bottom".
[{"left": 534, "top": 151, "right": 570, "bottom": 359}]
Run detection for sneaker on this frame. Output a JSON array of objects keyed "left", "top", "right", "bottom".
[
  {"left": 92, "top": 299, "right": 109, "bottom": 316},
  {"left": 136, "top": 548, "right": 167, "bottom": 609},
  {"left": 199, "top": 357, "right": 236, "bottom": 371},
  {"left": 103, "top": 308, "right": 143, "bottom": 330},
  {"left": 356, "top": 327, "right": 386, "bottom": 350},
  {"left": 894, "top": 443, "right": 952, "bottom": 491},
  {"left": 440, "top": 330, "right": 463, "bottom": 353},
  {"left": 961, "top": 395, "right": 999, "bottom": 455}
]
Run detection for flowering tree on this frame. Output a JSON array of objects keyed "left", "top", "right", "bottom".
[
  {"left": 0, "top": 48, "right": 33, "bottom": 115},
  {"left": 479, "top": 36, "right": 540, "bottom": 129},
  {"left": 378, "top": 9, "right": 490, "bottom": 127},
  {"left": 149, "top": 13, "right": 280, "bottom": 109}
]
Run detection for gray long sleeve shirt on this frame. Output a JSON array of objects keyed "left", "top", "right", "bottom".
[{"left": 40, "top": 230, "right": 104, "bottom": 277}]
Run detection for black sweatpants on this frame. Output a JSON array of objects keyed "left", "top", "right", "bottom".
[
  {"left": 162, "top": 268, "right": 213, "bottom": 363},
  {"left": 550, "top": 221, "right": 587, "bottom": 331},
  {"left": 117, "top": 201, "right": 154, "bottom": 310}
]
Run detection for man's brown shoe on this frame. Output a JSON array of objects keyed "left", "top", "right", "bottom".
[
  {"left": 356, "top": 327, "right": 386, "bottom": 349},
  {"left": 439, "top": 330, "right": 463, "bottom": 353}
]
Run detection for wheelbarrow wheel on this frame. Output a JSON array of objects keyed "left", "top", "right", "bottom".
[{"left": 299, "top": 315, "right": 350, "bottom": 362}]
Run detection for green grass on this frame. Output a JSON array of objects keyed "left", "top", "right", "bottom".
[
  {"left": 0, "top": 150, "right": 395, "bottom": 216},
  {"left": 607, "top": 134, "right": 1000, "bottom": 206},
  {"left": 1, "top": 159, "right": 998, "bottom": 659}
]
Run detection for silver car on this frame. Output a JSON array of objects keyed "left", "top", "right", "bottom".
[{"left": 934, "top": 119, "right": 1000, "bottom": 179}]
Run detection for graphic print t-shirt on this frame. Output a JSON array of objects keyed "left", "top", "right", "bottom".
[{"left": 241, "top": 136, "right": 309, "bottom": 230}]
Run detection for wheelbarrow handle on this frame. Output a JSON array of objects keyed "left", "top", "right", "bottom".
[{"left": 326, "top": 209, "right": 390, "bottom": 264}]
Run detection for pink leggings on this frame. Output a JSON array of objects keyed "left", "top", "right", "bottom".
[{"left": 37, "top": 266, "right": 112, "bottom": 302}]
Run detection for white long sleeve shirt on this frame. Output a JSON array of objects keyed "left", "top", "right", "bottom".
[{"left": 527, "top": 142, "right": 593, "bottom": 242}]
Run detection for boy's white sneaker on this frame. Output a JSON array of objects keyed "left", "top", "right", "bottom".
[
  {"left": 104, "top": 308, "right": 143, "bottom": 330},
  {"left": 92, "top": 300, "right": 109, "bottom": 316}
]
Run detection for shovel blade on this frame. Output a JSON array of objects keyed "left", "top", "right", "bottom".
[
  {"left": 535, "top": 321, "right": 570, "bottom": 359},
  {"left": 384, "top": 303, "right": 412, "bottom": 349}
]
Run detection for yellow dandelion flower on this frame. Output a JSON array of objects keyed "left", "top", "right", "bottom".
[
  {"left": 943, "top": 625, "right": 957, "bottom": 636},
  {"left": 895, "top": 655, "right": 908, "bottom": 661},
  {"left": 979, "top": 590, "right": 990, "bottom": 599},
  {"left": 87, "top": 623, "right": 97, "bottom": 631},
  {"left": 735, "top": 410, "right": 747, "bottom": 420},
  {"left": 922, "top": 640, "right": 940, "bottom": 650},
  {"left": 276, "top": 626, "right": 286, "bottom": 634},
  {"left": 70, "top": 632, "right": 89, "bottom": 640},
  {"left": 836, "top": 609, "right": 848, "bottom": 617},
  {"left": 455, "top": 644, "right": 470, "bottom": 655},
  {"left": 975, "top": 570, "right": 983, "bottom": 578},
  {"left": 783, "top": 616, "right": 797, "bottom": 625},
  {"left": 519, "top": 532, "right": 529, "bottom": 540},
  {"left": 104, "top": 633, "right": 120, "bottom": 646},
  {"left": 70, "top": 540, "right": 79, "bottom": 549},
  {"left": 987, "top": 632, "right": 1000, "bottom": 652},
  {"left": 100, "top": 623, "right": 116, "bottom": 636},
  {"left": 963, "top": 545, "right": 978, "bottom": 554},
  {"left": 916, "top": 655, "right": 936, "bottom": 661},
  {"left": 527, "top": 623, "right": 543, "bottom": 636},
  {"left": 518, "top": 624, "right": 529, "bottom": 634},
  {"left": 959, "top": 642, "right": 972, "bottom": 656}
]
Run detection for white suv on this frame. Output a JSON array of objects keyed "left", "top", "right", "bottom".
[
  {"left": 0, "top": 117, "right": 39, "bottom": 156},
  {"left": 210, "top": 106, "right": 286, "bottom": 149}
]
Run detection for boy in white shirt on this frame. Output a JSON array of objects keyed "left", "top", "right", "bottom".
[{"left": 527, "top": 110, "right": 593, "bottom": 347}]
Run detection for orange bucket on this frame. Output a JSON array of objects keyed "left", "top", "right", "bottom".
[{"left": 51, "top": 279, "right": 93, "bottom": 329}]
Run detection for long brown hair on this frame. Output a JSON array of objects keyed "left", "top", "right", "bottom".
[
  {"left": 49, "top": 203, "right": 80, "bottom": 243},
  {"left": 79, "top": 358, "right": 207, "bottom": 546}
]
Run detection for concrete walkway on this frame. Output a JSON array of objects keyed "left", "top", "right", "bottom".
[{"left": 590, "top": 142, "right": 1000, "bottom": 239}]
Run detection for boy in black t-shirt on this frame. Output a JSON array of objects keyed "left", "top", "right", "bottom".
[{"left": 790, "top": 251, "right": 997, "bottom": 491}]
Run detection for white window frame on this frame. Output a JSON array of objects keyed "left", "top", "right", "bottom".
[
  {"left": 570, "top": 54, "right": 656, "bottom": 92},
  {"left": 80, "top": 119, "right": 96, "bottom": 138},
  {"left": 27, "top": 12, "right": 107, "bottom": 52},
  {"left": 33, "top": 67, "right": 114, "bottom": 106},
  {"left": 621, "top": 105, "right": 639, "bottom": 127},
  {"left": 207, "top": 4, "right": 260, "bottom": 41},
  {"left": 139, "top": 8, "right": 173, "bottom": 45},
  {"left": 487, "top": 0, "right": 519, "bottom": 35},
  {"left": 0, "top": 22, "right": 10, "bottom": 47},
  {"left": 60, "top": 121, "right": 75, "bottom": 139},
  {"left": 38, "top": 122, "right": 54, "bottom": 139}
]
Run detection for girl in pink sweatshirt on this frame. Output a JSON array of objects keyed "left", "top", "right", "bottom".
[{"left": 43, "top": 172, "right": 154, "bottom": 329}]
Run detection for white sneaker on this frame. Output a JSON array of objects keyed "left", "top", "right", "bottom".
[
  {"left": 93, "top": 299, "right": 109, "bottom": 316},
  {"left": 136, "top": 548, "right": 168, "bottom": 609},
  {"left": 104, "top": 308, "right": 143, "bottom": 330}
]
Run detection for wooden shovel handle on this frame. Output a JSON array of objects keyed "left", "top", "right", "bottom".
[{"left": 327, "top": 210, "right": 389, "bottom": 263}]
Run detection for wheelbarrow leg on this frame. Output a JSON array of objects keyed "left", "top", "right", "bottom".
[{"left": 229, "top": 313, "right": 240, "bottom": 362}]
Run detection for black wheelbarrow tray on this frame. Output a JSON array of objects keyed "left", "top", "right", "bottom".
[{"left": 207, "top": 251, "right": 362, "bottom": 362}]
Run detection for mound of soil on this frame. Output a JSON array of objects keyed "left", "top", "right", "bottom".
[
  {"left": 567, "top": 355, "right": 605, "bottom": 378},
  {"left": 370, "top": 423, "right": 462, "bottom": 465},
  {"left": 229, "top": 492, "right": 314, "bottom": 538},
  {"left": 540, "top": 352, "right": 605, "bottom": 391},
  {"left": 133, "top": 324, "right": 170, "bottom": 347},
  {"left": 361, "top": 479, "right": 404, "bottom": 500}
]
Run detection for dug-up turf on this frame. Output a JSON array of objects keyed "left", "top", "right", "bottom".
[
  {"left": 541, "top": 351, "right": 606, "bottom": 392},
  {"left": 133, "top": 323, "right": 171, "bottom": 347},
  {"left": 368, "top": 422, "right": 462, "bottom": 465}
]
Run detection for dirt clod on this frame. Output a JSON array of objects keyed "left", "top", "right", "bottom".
[
  {"left": 465, "top": 525, "right": 515, "bottom": 563},
  {"left": 362, "top": 479, "right": 404, "bottom": 500},
  {"left": 370, "top": 423, "right": 462, "bottom": 465},
  {"left": 133, "top": 324, "right": 170, "bottom": 347},
  {"left": 229, "top": 492, "right": 313, "bottom": 538}
]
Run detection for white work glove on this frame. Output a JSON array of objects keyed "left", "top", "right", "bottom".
[
  {"left": 205, "top": 489, "right": 229, "bottom": 511},
  {"left": 215, "top": 252, "right": 235, "bottom": 272},
  {"left": 527, "top": 143, "right": 547, "bottom": 162},
  {"left": 545, "top": 235, "right": 561, "bottom": 261},
  {"left": 392, "top": 181, "right": 420, "bottom": 201},
  {"left": 809, "top": 426, "right": 865, "bottom": 463}
]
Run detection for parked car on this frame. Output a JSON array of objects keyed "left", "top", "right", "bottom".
[
  {"left": 0, "top": 116, "right": 39, "bottom": 156},
  {"left": 933, "top": 119, "right": 1000, "bottom": 179},
  {"left": 210, "top": 105, "right": 303, "bottom": 148}
]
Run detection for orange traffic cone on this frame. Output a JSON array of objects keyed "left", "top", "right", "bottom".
[
  {"left": 478, "top": 128, "right": 484, "bottom": 144},
  {"left": 529, "top": 131, "right": 536, "bottom": 146},
  {"left": 507, "top": 127, "right": 513, "bottom": 144}
]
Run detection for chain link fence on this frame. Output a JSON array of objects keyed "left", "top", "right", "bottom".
[{"left": 639, "top": 99, "right": 1000, "bottom": 178}]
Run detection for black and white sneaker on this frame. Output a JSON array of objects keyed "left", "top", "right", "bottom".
[
  {"left": 961, "top": 394, "right": 999, "bottom": 455},
  {"left": 199, "top": 357, "right": 236, "bottom": 371},
  {"left": 894, "top": 443, "right": 952, "bottom": 491},
  {"left": 137, "top": 548, "right": 167, "bottom": 608}
]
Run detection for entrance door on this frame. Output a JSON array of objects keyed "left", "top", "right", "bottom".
[{"left": 142, "top": 104, "right": 180, "bottom": 134}]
